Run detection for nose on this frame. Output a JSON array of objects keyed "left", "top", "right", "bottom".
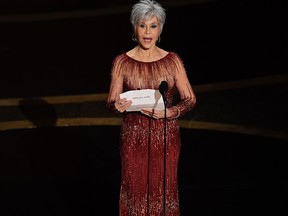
[{"left": 145, "top": 27, "right": 150, "bottom": 34}]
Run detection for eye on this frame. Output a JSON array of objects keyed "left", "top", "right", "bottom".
[
  {"left": 139, "top": 24, "right": 145, "bottom": 28},
  {"left": 151, "top": 24, "right": 157, "bottom": 29}
]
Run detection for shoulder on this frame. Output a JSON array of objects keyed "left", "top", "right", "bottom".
[
  {"left": 111, "top": 52, "right": 129, "bottom": 66},
  {"left": 167, "top": 52, "right": 182, "bottom": 60},
  {"left": 165, "top": 52, "right": 184, "bottom": 65},
  {"left": 113, "top": 52, "right": 127, "bottom": 62}
]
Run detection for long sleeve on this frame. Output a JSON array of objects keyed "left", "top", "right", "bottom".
[
  {"left": 168, "top": 53, "right": 196, "bottom": 118},
  {"left": 106, "top": 55, "right": 124, "bottom": 113}
]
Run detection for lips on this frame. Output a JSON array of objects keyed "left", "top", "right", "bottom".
[{"left": 143, "top": 37, "right": 152, "bottom": 42}]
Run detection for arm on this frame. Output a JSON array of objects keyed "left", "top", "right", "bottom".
[
  {"left": 106, "top": 57, "right": 131, "bottom": 113},
  {"left": 167, "top": 55, "right": 196, "bottom": 119}
]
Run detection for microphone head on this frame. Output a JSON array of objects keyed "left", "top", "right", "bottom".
[{"left": 159, "top": 81, "right": 168, "bottom": 94}]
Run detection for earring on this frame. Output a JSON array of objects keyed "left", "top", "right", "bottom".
[
  {"left": 157, "top": 36, "right": 161, "bottom": 43},
  {"left": 132, "top": 34, "right": 137, "bottom": 42}
]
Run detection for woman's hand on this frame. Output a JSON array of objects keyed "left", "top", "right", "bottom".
[
  {"left": 141, "top": 108, "right": 169, "bottom": 119},
  {"left": 114, "top": 98, "right": 132, "bottom": 113}
]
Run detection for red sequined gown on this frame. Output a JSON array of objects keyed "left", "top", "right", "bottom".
[{"left": 107, "top": 52, "right": 196, "bottom": 216}]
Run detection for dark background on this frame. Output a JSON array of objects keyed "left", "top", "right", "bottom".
[
  {"left": 0, "top": 0, "right": 287, "bottom": 98},
  {"left": 0, "top": 0, "right": 287, "bottom": 215}
]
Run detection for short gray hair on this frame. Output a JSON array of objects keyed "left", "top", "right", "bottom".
[{"left": 130, "top": 0, "right": 166, "bottom": 34}]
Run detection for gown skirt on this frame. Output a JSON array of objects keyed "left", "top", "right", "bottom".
[{"left": 119, "top": 112, "right": 181, "bottom": 216}]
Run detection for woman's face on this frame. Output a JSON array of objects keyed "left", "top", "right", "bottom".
[{"left": 135, "top": 16, "right": 160, "bottom": 49}]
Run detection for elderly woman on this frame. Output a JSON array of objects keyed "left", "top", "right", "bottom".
[{"left": 107, "top": 0, "right": 196, "bottom": 215}]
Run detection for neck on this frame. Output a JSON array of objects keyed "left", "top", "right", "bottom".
[{"left": 135, "top": 46, "right": 160, "bottom": 57}]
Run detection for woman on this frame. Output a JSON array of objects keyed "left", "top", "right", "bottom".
[{"left": 107, "top": 0, "right": 196, "bottom": 215}]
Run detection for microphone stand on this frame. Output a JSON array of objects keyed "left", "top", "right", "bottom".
[
  {"left": 163, "top": 96, "right": 167, "bottom": 216},
  {"left": 159, "top": 80, "right": 168, "bottom": 216}
]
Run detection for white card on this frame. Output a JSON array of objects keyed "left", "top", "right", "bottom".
[{"left": 120, "top": 89, "right": 165, "bottom": 112}]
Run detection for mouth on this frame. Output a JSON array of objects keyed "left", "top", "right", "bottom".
[{"left": 143, "top": 37, "right": 152, "bottom": 42}]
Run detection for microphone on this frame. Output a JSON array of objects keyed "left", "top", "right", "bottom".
[{"left": 159, "top": 81, "right": 168, "bottom": 104}]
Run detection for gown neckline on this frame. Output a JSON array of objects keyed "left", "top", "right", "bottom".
[{"left": 124, "top": 52, "right": 171, "bottom": 63}]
